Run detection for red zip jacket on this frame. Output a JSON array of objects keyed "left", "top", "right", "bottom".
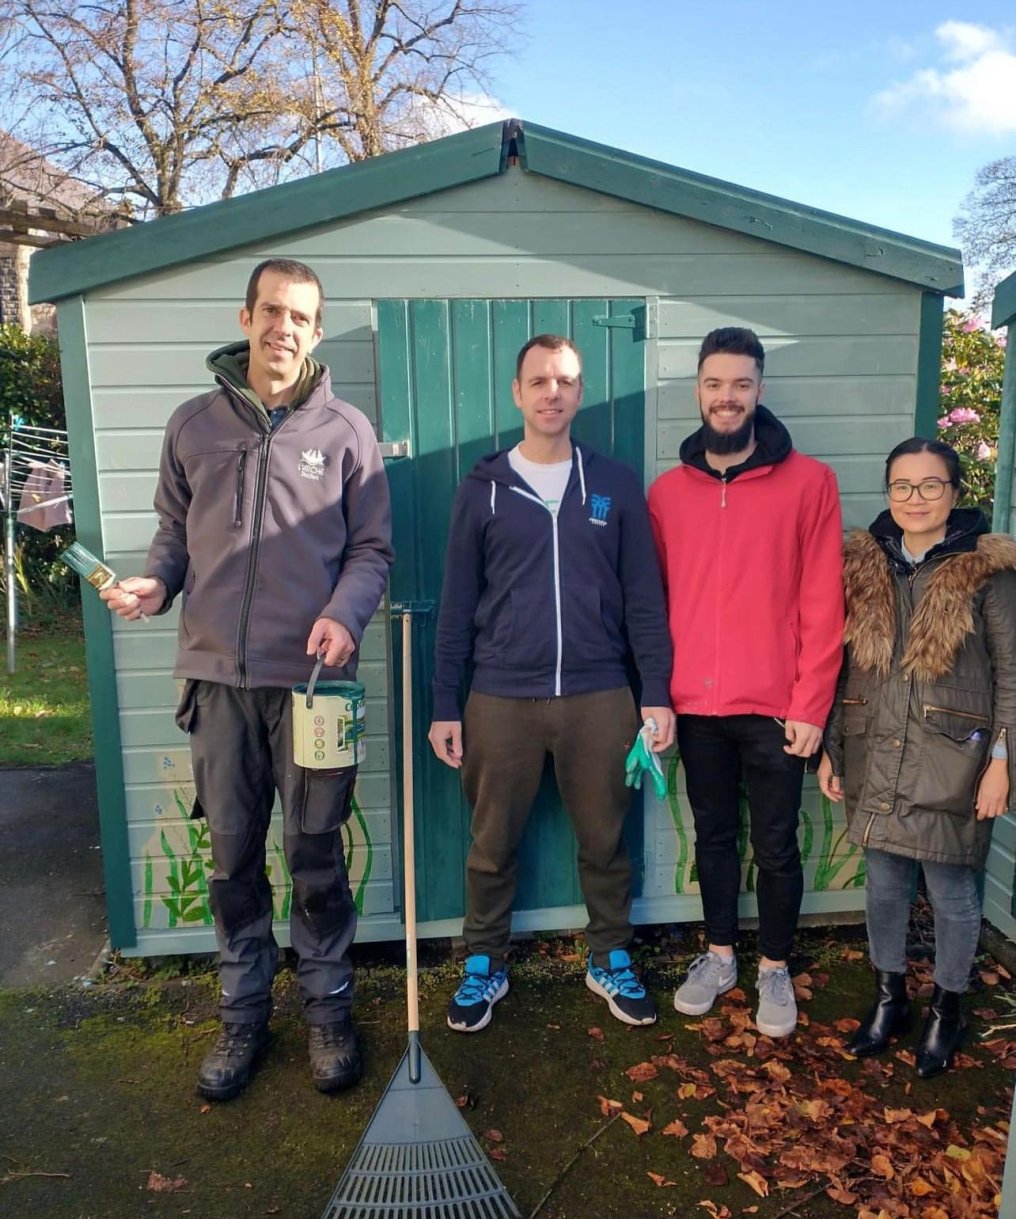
[{"left": 648, "top": 409, "right": 844, "bottom": 727}]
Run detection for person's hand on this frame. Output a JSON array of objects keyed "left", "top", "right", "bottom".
[
  {"left": 99, "top": 575, "right": 165, "bottom": 619},
  {"left": 307, "top": 618, "right": 355, "bottom": 667},
  {"left": 783, "top": 719, "right": 823, "bottom": 758},
  {"left": 640, "top": 706, "right": 675, "bottom": 751},
  {"left": 976, "top": 758, "right": 1010, "bottom": 820},
  {"left": 428, "top": 721, "right": 463, "bottom": 769},
  {"left": 817, "top": 751, "right": 843, "bottom": 803}
]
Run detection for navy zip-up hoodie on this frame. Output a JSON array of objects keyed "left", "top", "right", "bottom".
[{"left": 431, "top": 443, "right": 673, "bottom": 720}]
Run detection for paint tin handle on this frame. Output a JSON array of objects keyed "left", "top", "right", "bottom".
[{"left": 306, "top": 653, "right": 325, "bottom": 708}]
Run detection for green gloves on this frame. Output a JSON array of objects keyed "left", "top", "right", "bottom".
[{"left": 624, "top": 718, "right": 667, "bottom": 800}]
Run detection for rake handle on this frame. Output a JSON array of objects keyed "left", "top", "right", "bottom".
[{"left": 402, "top": 612, "right": 421, "bottom": 1077}]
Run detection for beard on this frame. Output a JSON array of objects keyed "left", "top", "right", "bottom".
[{"left": 700, "top": 408, "right": 755, "bottom": 455}]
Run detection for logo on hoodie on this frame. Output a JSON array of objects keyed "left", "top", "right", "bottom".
[
  {"left": 299, "top": 449, "right": 327, "bottom": 481},
  {"left": 589, "top": 494, "right": 612, "bottom": 526}
]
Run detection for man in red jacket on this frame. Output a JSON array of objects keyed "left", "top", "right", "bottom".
[{"left": 648, "top": 327, "right": 843, "bottom": 1038}]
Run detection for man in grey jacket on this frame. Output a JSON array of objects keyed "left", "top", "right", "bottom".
[{"left": 102, "top": 258, "right": 394, "bottom": 1101}]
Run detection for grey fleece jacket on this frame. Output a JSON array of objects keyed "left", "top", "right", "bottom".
[{"left": 144, "top": 348, "right": 394, "bottom": 689}]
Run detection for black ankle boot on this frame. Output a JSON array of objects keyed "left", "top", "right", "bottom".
[
  {"left": 847, "top": 970, "right": 911, "bottom": 1057},
  {"left": 915, "top": 985, "right": 964, "bottom": 1079}
]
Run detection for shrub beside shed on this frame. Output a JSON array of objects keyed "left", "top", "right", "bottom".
[{"left": 29, "top": 119, "right": 965, "bottom": 957}]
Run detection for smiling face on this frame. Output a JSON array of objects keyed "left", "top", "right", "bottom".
[
  {"left": 512, "top": 343, "right": 583, "bottom": 448},
  {"left": 887, "top": 450, "right": 959, "bottom": 550},
  {"left": 240, "top": 269, "right": 323, "bottom": 400},
  {"left": 696, "top": 352, "right": 763, "bottom": 455}
]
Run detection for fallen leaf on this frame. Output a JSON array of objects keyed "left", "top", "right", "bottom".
[
  {"left": 737, "top": 1170, "right": 769, "bottom": 1198},
  {"left": 826, "top": 1186, "right": 858, "bottom": 1204},
  {"left": 489, "top": 1146, "right": 508, "bottom": 1162},
  {"left": 871, "top": 1152, "right": 894, "bottom": 1180},
  {"left": 703, "top": 1161, "right": 728, "bottom": 1187},
  {"left": 587, "top": 1027, "right": 605, "bottom": 1042},
  {"left": 631, "top": 1090, "right": 644, "bottom": 1103},
  {"left": 979, "top": 969, "right": 999, "bottom": 986},
  {"left": 146, "top": 1171, "right": 187, "bottom": 1193},
  {"left": 883, "top": 1107, "right": 913, "bottom": 1123},
  {"left": 691, "top": 1132, "right": 717, "bottom": 1159},
  {"left": 843, "top": 947, "right": 864, "bottom": 961},
  {"left": 483, "top": 1129, "right": 504, "bottom": 1143},
  {"left": 909, "top": 1176, "right": 935, "bottom": 1196},
  {"left": 647, "top": 1171, "right": 677, "bottom": 1187},
  {"left": 546, "top": 1023, "right": 560, "bottom": 1030},
  {"left": 661, "top": 1118, "right": 689, "bottom": 1138},
  {"left": 834, "top": 1017, "right": 860, "bottom": 1033},
  {"left": 625, "top": 1061, "right": 659, "bottom": 1083},
  {"left": 597, "top": 1095, "right": 622, "bottom": 1117},
  {"left": 620, "top": 1111, "right": 650, "bottom": 1137}
]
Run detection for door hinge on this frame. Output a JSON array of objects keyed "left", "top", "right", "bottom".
[{"left": 591, "top": 303, "right": 655, "bottom": 340}]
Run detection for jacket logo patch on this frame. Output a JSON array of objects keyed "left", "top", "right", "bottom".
[
  {"left": 589, "top": 493, "right": 611, "bottom": 527},
  {"left": 299, "top": 449, "right": 327, "bottom": 480}
]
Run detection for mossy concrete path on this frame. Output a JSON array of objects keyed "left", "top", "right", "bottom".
[{"left": 0, "top": 931, "right": 1012, "bottom": 1219}]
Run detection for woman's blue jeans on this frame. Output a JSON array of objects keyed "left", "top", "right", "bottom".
[{"left": 865, "top": 848, "right": 982, "bottom": 994}]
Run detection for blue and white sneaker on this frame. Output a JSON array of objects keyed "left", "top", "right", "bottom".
[
  {"left": 447, "top": 955, "right": 509, "bottom": 1033},
  {"left": 585, "top": 949, "right": 658, "bottom": 1026}
]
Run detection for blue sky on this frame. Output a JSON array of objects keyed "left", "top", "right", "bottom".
[{"left": 468, "top": 2, "right": 1016, "bottom": 267}]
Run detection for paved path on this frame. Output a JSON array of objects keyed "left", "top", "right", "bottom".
[{"left": 0, "top": 762, "right": 107, "bottom": 986}]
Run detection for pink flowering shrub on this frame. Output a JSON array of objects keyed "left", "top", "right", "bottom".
[{"left": 937, "top": 309, "right": 1005, "bottom": 514}]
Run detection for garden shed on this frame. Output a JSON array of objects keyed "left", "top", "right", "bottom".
[{"left": 29, "top": 118, "right": 966, "bottom": 959}]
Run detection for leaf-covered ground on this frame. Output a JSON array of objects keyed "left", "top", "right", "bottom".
[{"left": 0, "top": 919, "right": 1011, "bottom": 1219}]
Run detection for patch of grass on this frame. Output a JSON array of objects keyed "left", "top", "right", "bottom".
[{"left": 0, "top": 611, "right": 92, "bottom": 766}]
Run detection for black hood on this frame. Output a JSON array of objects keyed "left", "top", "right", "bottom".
[
  {"left": 679, "top": 403, "right": 793, "bottom": 480},
  {"left": 870, "top": 505, "right": 990, "bottom": 570}
]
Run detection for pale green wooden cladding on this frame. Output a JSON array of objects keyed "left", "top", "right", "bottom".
[{"left": 31, "top": 119, "right": 964, "bottom": 956}]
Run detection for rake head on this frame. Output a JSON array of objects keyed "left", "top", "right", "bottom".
[{"left": 322, "top": 1043, "right": 519, "bottom": 1219}]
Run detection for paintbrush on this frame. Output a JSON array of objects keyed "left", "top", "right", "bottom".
[{"left": 60, "top": 541, "right": 149, "bottom": 622}]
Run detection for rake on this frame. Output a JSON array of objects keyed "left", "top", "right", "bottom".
[{"left": 321, "top": 608, "right": 520, "bottom": 1219}]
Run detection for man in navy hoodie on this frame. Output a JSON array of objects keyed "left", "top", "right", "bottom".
[{"left": 428, "top": 334, "right": 674, "bottom": 1032}]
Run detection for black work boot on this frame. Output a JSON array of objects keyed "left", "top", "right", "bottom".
[
  {"left": 196, "top": 1021, "right": 270, "bottom": 1102},
  {"left": 847, "top": 970, "right": 911, "bottom": 1057},
  {"left": 915, "top": 985, "right": 965, "bottom": 1079},
  {"left": 308, "top": 1016, "right": 362, "bottom": 1093}
]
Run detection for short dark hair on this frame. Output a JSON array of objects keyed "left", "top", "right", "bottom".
[
  {"left": 697, "top": 327, "right": 765, "bottom": 375},
  {"left": 245, "top": 259, "right": 324, "bottom": 326},
  {"left": 515, "top": 334, "right": 582, "bottom": 382},
  {"left": 885, "top": 436, "right": 963, "bottom": 490}
]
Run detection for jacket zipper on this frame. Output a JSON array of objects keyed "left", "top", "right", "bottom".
[
  {"left": 841, "top": 697, "right": 868, "bottom": 706},
  {"left": 233, "top": 450, "right": 247, "bottom": 527},
  {"left": 236, "top": 429, "right": 275, "bottom": 688},
  {"left": 509, "top": 484, "right": 563, "bottom": 695},
  {"left": 861, "top": 811, "right": 876, "bottom": 847},
  {"left": 922, "top": 704, "right": 989, "bottom": 723},
  {"left": 720, "top": 473, "right": 728, "bottom": 509}
]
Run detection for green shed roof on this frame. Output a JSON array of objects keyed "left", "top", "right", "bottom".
[
  {"left": 992, "top": 269, "right": 1016, "bottom": 329},
  {"left": 29, "top": 118, "right": 963, "bottom": 304}
]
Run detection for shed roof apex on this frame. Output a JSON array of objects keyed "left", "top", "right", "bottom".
[{"left": 30, "top": 118, "right": 963, "bottom": 305}]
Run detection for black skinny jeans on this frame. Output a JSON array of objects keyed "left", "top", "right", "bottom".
[{"left": 677, "top": 714, "right": 806, "bottom": 962}]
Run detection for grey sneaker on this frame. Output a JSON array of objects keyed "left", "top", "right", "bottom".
[
  {"left": 755, "top": 966, "right": 798, "bottom": 1037},
  {"left": 673, "top": 952, "right": 738, "bottom": 1016}
]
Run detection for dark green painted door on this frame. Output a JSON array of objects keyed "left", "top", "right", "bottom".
[{"left": 379, "top": 299, "right": 647, "bottom": 924}]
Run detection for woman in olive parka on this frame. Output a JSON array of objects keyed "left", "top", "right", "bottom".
[{"left": 819, "top": 437, "right": 1016, "bottom": 1078}]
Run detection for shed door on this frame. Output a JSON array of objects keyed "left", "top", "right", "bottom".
[{"left": 378, "top": 298, "right": 647, "bottom": 924}]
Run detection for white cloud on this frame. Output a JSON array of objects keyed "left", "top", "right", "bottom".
[{"left": 874, "top": 21, "right": 1016, "bottom": 134}]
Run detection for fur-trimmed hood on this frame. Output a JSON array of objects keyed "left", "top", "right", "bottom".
[{"left": 843, "top": 528, "right": 1016, "bottom": 679}]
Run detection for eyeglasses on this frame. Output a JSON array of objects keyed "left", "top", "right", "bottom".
[{"left": 886, "top": 478, "right": 953, "bottom": 502}]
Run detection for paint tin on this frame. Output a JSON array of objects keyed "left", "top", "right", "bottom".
[{"left": 292, "top": 656, "right": 366, "bottom": 770}]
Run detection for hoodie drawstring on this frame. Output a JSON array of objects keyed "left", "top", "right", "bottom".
[
  {"left": 490, "top": 481, "right": 497, "bottom": 515},
  {"left": 576, "top": 447, "right": 587, "bottom": 506}
]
